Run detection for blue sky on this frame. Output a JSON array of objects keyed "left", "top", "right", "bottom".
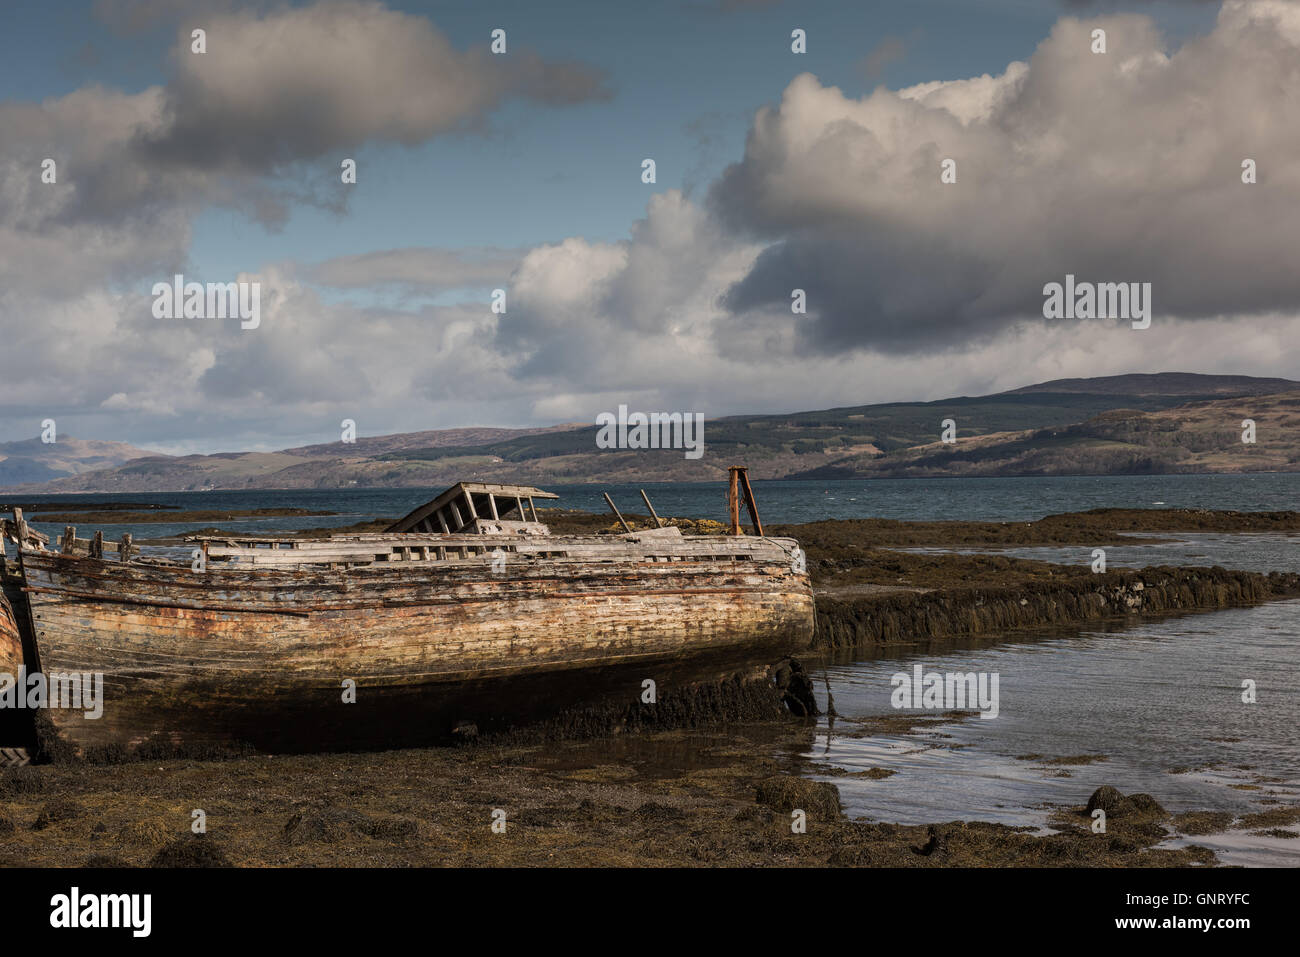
[
  {"left": 186, "top": 1, "right": 1215, "bottom": 279},
  {"left": 3, "top": 0, "right": 1216, "bottom": 276}
]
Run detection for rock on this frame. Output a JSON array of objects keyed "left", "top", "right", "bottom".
[
  {"left": 282, "top": 810, "right": 354, "bottom": 845},
  {"left": 1085, "top": 785, "right": 1130, "bottom": 818},
  {"left": 774, "top": 657, "right": 820, "bottom": 717},
  {"left": 912, "top": 824, "right": 951, "bottom": 858},
  {"left": 1086, "top": 785, "right": 1125, "bottom": 811},
  {"left": 1127, "top": 793, "right": 1168, "bottom": 817},
  {"left": 33, "top": 799, "right": 83, "bottom": 830},
  {"left": 149, "top": 835, "right": 230, "bottom": 867},
  {"left": 754, "top": 775, "right": 841, "bottom": 819}
]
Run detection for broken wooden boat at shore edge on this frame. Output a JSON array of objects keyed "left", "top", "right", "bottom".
[{"left": 0, "top": 470, "right": 815, "bottom": 756}]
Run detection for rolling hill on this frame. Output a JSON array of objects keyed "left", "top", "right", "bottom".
[
  {"left": 792, "top": 391, "right": 1300, "bottom": 479},
  {"left": 0, "top": 436, "right": 162, "bottom": 487},
  {"left": 5, "top": 373, "right": 1297, "bottom": 492}
]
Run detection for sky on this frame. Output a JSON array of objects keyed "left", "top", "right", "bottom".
[{"left": 2, "top": 0, "right": 1296, "bottom": 454}]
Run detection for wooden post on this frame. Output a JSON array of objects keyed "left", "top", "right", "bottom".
[
  {"left": 90, "top": 531, "right": 104, "bottom": 560},
  {"left": 527, "top": 497, "right": 539, "bottom": 522},
  {"left": 487, "top": 494, "right": 499, "bottom": 520},
  {"left": 13, "top": 508, "right": 27, "bottom": 546},
  {"left": 514, "top": 496, "right": 525, "bottom": 521},
  {"left": 737, "top": 468, "right": 764, "bottom": 537},
  {"left": 639, "top": 489, "right": 663, "bottom": 528},
  {"left": 119, "top": 533, "right": 133, "bottom": 562},
  {"left": 603, "top": 493, "right": 632, "bottom": 533},
  {"left": 62, "top": 526, "right": 77, "bottom": 554},
  {"left": 727, "top": 469, "right": 741, "bottom": 536},
  {"left": 463, "top": 490, "right": 478, "bottom": 520}
]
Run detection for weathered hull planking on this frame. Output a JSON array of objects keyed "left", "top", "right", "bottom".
[
  {"left": 0, "top": 594, "right": 22, "bottom": 676},
  {"left": 0, "top": 591, "right": 32, "bottom": 747},
  {"left": 11, "top": 535, "right": 815, "bottom": 754}
]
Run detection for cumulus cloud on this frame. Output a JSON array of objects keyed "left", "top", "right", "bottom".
[
  {"left": 0, "top": 0, "right": 607, "bottom": 260},
  {"left": 0, "top": 0, "right": 610, "bottom": 445},
  {"left": 495, "top": 191, "right": 759, "bottom": 384},
  {"left": 142, "top": 2, "right": 608, "bottom": 172},
  {"left": 711, "top": 0, "right": 1300, "bottom": 354},
  {"left": 484, "top": 185, "right": 1300, "bottom": 424}
]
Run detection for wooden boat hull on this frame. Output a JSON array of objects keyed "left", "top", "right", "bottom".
[
  {"left": 16, "top": 543, "right": 815, "bottom": 754},
  {"left": 0, "top": 591, "right": 32, "bottom": 747},
  {"left": 0, "top": 594, "right": 22, "bottom": 675}
]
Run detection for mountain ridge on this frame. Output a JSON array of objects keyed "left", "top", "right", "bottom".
[{"left": 4, "top": 372, "right": 1297, "bottom": 492}]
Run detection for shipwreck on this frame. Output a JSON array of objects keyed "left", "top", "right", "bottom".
[{"left": 0, "top": 470, "right": 815, "bottom": 756}]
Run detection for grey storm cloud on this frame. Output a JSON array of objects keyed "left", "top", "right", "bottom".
[
  {"left": 140, "top": 1, "right": 610, "bottom": 172},
  {"left": 709, "top": 1, "right": 1300, "bottom": 354}
]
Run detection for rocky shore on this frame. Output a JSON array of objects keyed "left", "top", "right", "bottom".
[
  {"left": 10, "top": 720, "right": 1289, "bottom": 867},
  {"left": 2, "top": 507, "right": 1296, "bottom": 867}
]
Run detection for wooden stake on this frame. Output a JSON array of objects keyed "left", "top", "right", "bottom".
[
  {"left": 737, "top": 468, "right": 764, "bottom": 537},
  {"left": 603, "top": 493, "right": 632, "bottom": 533},
  {"left": 639, "top": 489, "right": 663, "bottom": 528},
  {"left": 727, "top": 469, "right": 742, "bottom": 536},
  {"left": 62, "top": 526, "right": 76, "bottom": 554}
]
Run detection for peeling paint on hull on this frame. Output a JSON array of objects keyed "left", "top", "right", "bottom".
[
  {"left": 11, "top": 541, "right": 815, "bottom": 754},
  {"left": 0, "top": 592, "right": 31, "bottom": 748},
  {"left": 0, "top": 595, "right": 22, "bottom": 675}
]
